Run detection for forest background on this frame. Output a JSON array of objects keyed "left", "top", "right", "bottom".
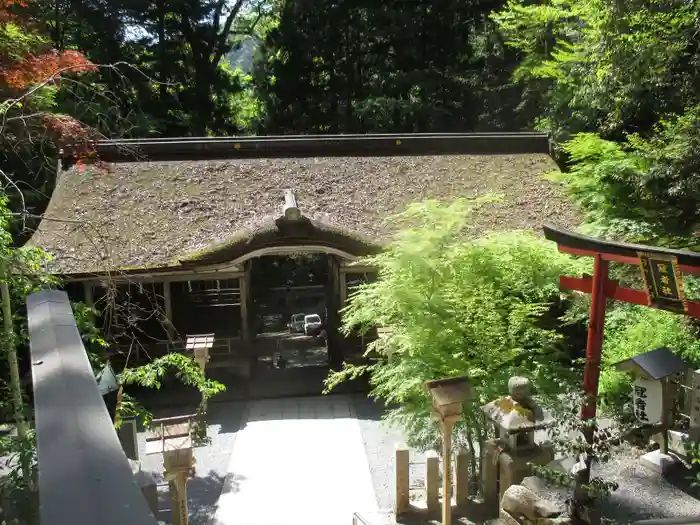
[{"left": 4, "top": 0, "right": 700, "bottom": 513}]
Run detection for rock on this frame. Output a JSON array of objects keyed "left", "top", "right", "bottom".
[
  {"left": 494, "top": 510, "right": 522, "bottom": 525},
  {"left": 522, "top": 476, "right": 547, "bottom": 494},
  {"left": 501, "top": 485, "right": 564, "bottom": 522},
  {"left": 535, "top": 518, "right": 572, "bottom": 525}
]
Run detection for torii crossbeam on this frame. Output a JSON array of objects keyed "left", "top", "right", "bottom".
[{"left": 543, "top": 225, "right": 700, "bottom": 421}]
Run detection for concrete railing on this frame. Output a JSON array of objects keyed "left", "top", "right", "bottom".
[{"left": 27, "top": 290, "right": 158, "bottom": 525}]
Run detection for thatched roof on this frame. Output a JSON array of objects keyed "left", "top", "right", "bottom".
[{"left": 28, "top": 154, "right": 581, "bottom": 276}]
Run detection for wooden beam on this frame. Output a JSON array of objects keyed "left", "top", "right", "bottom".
[
  {"left": 560, "top": 275, "right": 700, "bottom": 317},
  {"left": 544, "top": 224, "right": 700, "bottom": 275},
  {"left": 66, "top": 269, "right": 245, "bottom": 285},
  {"left": 556, "top": 245, "right": 700, "bottom": 277},
  {"left": 68, "top": 133, "right": 553, "bottom": 163}
]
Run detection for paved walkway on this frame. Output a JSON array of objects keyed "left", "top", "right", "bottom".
[{"left": 213, "top": 396, "right": 380, "bottom": 525}]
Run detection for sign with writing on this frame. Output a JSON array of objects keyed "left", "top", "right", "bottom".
[
  {"left": 633, "top": 378, "right": 663, "bottom": 424},
  {"left": 638, "top": 252, "right": 688, "bottom": 313}
]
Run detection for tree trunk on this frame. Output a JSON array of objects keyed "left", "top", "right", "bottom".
[
  {"left": 158, "top": 0, "right": 167, "bottom": 101},
  {"left": 192, "top": 66, "right": 213, "bottom": 136},
  {"left": 1, "top": 283, "right": 31, "bottom": 489}
]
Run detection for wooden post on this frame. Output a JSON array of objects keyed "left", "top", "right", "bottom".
[
  {"left": 454, "top": 448, "right": 471, "bottom": 506},
  {"left": 163, "top": 455, "right": 191, "bottom": 525},
  {"left": 240, "top": 270, "right": 250, "bottom": 345},
  {"left": 395, "top": 443, "right": 410, "bottom": 517},
  {"left": 581, "top": 254, "right": 609, "bottom": 420},
  {"left": 690, "top": 370, "right": 700, "bottom": 442},
  {"left": 426, "top": 450, "right": 440, "bottom": 515},
  {"left": 163, "top": 281, "right": 175, "bottom": 341},
  {"left": 440, "top": 418, "right": 458, "bottom": 525},
  {"left": 660, "top": 377, "right": 670, "bottom": 455},
  {"left": 339, "top": 269, "right": 347, "bottom": 307},
  {"left": 482, "top": 440, "right": 500, "bottom": 517}
]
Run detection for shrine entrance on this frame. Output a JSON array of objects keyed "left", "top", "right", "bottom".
[
  {"left": 543, "top": 224, "right": 700, "bottom": 512},
  {"left": 249, "top": 253, "right": 330, "bottom": 366}
]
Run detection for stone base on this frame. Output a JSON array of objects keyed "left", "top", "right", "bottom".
[{"left": 640, "top": 449, "right": 680, "bottom": 475}]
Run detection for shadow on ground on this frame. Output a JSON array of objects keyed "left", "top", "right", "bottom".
[{"left": 155, "top": 469, "right": 247, "bottom": 525}]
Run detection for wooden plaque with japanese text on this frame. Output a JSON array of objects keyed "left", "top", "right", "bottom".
[{"left": 638, "top": 252, "right": 688, "bottom": 313}]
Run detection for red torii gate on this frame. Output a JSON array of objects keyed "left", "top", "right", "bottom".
[{"left": 542, "top": 224, "right": 700, "bottom": 421}]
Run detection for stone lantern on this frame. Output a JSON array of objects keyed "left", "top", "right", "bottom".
[{"left": 481, "top": 377, "right": 554, "bottom": 499}]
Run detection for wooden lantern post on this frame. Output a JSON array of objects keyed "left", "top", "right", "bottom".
[
  {"left": 185, "top": 334, "right": 213, "bottom": 439},
  {"left": 423, "top": 377, "right": 471, "bottom": 525},
  {"left": 145, "top": 415, "right": 197, "bottom": 525}
]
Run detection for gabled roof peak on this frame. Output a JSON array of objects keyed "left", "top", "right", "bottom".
[{"left": 282, "top": 189, "right": 301, "bottom": 221}]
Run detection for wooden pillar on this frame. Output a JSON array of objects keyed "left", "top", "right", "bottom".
[
  {"left": 581, "top": 254, "right": 609, "bottom": 421},
  {"left": 326, "top": 255, "right": 342, "bottom": 368},
  {"left": 339, "top": 269, "right": 347, "bottom": 307},
  {"left": 660, "top": 377, "right": 671, "bottom": 455},
  {"left": 440, "top": 418, "right": 458, "bottom": 525},
  {"left": 240, "top": 267, "right": 250, "bottom": 345},
  {"left": 690, "top": 369, "right": 700, "bottom": 442},
  {"left": 163, "top": 280, "right": 175, "bottom": 341},
  {"left": 395, "top": 443, "right": 410, "bottom": 517},
  {"left": 425, "top": 450, "right": 440, "bottom": 515},
  {"left": 163, "top": 449, "right": 193, "bottom": 525},
  {"left": 577, "top": 254, "right": 609, "bottom": 511},
  {"left": 454, "top": 448, "right": 471, "bottom": 506},
  {"left": 482, "top": 440, "right": 500, "bottom": 517}
]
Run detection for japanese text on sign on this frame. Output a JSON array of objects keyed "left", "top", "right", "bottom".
[{"left": 638, "top": 252, "right": 687, "bottom": 313}]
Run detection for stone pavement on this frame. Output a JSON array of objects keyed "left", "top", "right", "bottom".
[{"left": 213, "top": 396, "right": 380, "bottom": 525}]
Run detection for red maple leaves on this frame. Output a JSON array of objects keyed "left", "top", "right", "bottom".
[
  {"left": 0, "top": 0, "right": 28, "bottom": 23},
  {"left": 2, "top": 0, "right": 100, "bottom": 152},
  {"left": 1, "top": 50, "right": 97, "bottom": 89}
]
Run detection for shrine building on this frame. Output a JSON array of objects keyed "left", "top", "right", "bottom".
[{"left": 27, "top": 133, "right": 580, "bottom": 382}]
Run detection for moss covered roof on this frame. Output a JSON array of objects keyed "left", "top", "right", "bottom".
[{"left": 28, "top": 154, "right": 581, "bottom": 275}]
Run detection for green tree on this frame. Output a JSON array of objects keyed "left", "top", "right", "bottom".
[
  {"left": 256, "top": 0, "right": 526, "bottom": 134},
  {"left": 326, "top": 199, "right": 588, "bottom": 475},
  {"left": 493, "top": 0, "right": 700, "bottom": 243}
]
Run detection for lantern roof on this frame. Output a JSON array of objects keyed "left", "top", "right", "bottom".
[{"left": 613, "top": 347, "right": 689, "bottom": 381}]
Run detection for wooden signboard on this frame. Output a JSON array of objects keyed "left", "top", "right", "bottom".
[{"left": 638, "top": 252, "right": 688, "bottom": 313}]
